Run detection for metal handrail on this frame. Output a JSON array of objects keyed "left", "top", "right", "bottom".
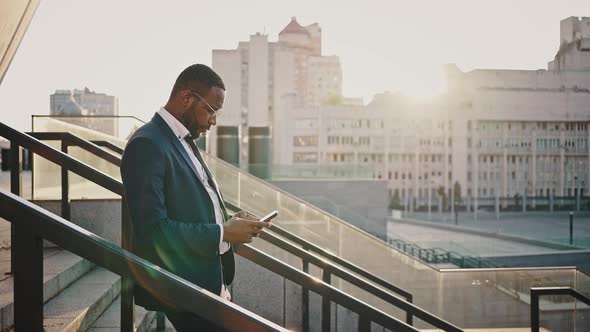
[
  {"left": 32, "top": 114, "right": 146, "bottom": 123},
  {"left": 236, "top": 244, "right": 417, "bottom": 331},
  {"left": 39, "top": 131, "right": 415, "bottom": 303},
  {"left": 269, "top": 222, "right": 412, "bottom": 298},
  {"left": 258, "top": 230, "right": 462, "bottom": 331},
  {"left": 1, "top": 124, "right": 418, "bottom": 331},
  {"left": 27, "top": 132, "right": 121, "bottom": 166},
  {"left": 2, "top": 123, "right": 279, "bottom": 331},
  {"left": 32, "top": 131, "right": 446, "bottom": 329},
  {"left": 530, "top": 286, "right": 590, "bottom": 332},
  {"left": 3, "top": 125, "right": 122, "bottom": 194},
  {"left": 90, "top": 140, "right": 124, "bottom": 154},
  {"left": 0, "top": 190, "right": 285, "bottom": 332}
]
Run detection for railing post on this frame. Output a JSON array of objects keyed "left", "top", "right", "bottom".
[
  {"left": 530, "top": 289, "right": 539, "bottom": 332},
  {"left": 357, "top": 316, "right": 370, "bottom": 331},
  {"left": 10, "top": 142, "right": 22, "bottom": 275},
  {"left": 14, "top": 221, "right": 43, "bottom": 332},
  {"left": 569, "top": 211, "right": 574, "bottom": 246},
  {"left": 121, "top": 198, "right": 135, "bottom": 332},
  {"left": 302, "top": 259, "right": 309, "bottom": 332},
  {"left": 321, "top": 269, "right": 331, "bottom": 332},
  {"left": 406, "top": 294, "right": 414, "bottom": 326},
  {"left": 61, "top": 141, "right": 70, "bottom": 220}
]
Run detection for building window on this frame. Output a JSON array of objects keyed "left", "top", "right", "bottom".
[
  {"left": 293, "top": 136, "right": 318, "bottom": 147},
  {"left": 295, "top": 119, "right": 316, "bottom": 129},
  {"left": 293, "top": 152, "right": 318, "bottom": 163}
]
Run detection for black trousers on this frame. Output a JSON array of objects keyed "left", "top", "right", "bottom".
[{"left": 164, "top": 310, "right": 229, "bottom": 332}]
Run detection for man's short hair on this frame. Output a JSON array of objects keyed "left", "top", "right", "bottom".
[{"left": 171, "top": 64, "right": 225, "bottom": 97}]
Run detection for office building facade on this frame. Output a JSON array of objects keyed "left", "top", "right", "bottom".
[
  {"left": 279, "top": 16, "right": 590, "bottom": 208},
  {"left": 50, "top": 87, "right": 119, "bottom": 136}
]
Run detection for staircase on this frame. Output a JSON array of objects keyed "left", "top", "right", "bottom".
[
  {"left": 0, "top": 201, "right": 157, "bottom": 332},
  {"left": 2, "top": 121, "right": 589, "bottom": 331},
  {"left": 0, "top": 124, "right": 427, "bottom": 331}
]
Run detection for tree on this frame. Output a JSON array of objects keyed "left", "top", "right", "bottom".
[
  {"left": 437, "top": 186, "right": 447, "bottom": 211},
  {"left": 389, "top": 191, "right": 403, "bottom": 210},
  {"left": 513, "top": 193, "right": 521, "bottom": 208},
  {"left": 453, "top": 181, "right": 462, "bottom": 205},
  {"left": 323, "top": 94, "right": 344, "bottom": 105}
]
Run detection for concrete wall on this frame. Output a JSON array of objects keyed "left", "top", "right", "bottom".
[
  {"left": 247, "top": 33, "right": 269, "bottom": 127},
  {"left": 34, "top": 199, "right": 121, "bottom": 245},
  {"left": 211, "top": 49, "right": 242, "bottom": 157},
  {"left": 270, "top": 180, "right": 389, "bottom": 238},
  {"left": 488, "top": 251, "right": 590, "bottom": 274}
]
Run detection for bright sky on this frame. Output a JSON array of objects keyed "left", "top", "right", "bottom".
[{"left": 0, "top": 0, "right": 589, "bottom": 131}]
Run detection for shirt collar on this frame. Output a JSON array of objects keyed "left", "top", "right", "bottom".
[{"left": 158, "top": 107, "right": 191, "bottom": 141}]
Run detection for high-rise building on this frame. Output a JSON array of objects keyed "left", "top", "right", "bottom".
[
  {"left": 211, "top": 17, "right": 342, "bottom": 173},
  {"left": 50, "top": 87, "right": 119, "bottom": 136},
  {"left": 279, "top": 16, "right": 590, "bottom": 210}
]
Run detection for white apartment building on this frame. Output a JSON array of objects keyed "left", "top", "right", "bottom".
[
  {"left": 50, "top": 87, "right": 119, "bottom": 136},
  {"left": 279, "top": 16, "right": 590, "bottom": 206},
  {"left": 211, "top": 17, "right": 342, "bottom": 168}
]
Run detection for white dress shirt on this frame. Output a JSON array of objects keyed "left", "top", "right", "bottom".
[{"left": 158, "top": 107, "right": 231, "bottom": 300}]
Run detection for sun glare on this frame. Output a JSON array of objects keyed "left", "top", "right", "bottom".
[{"left": 396, "top": 65, "right": 448, "bottom": 99}]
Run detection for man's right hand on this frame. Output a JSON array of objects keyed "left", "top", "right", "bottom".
[{"left": 223, "top": 210, "right": 271, "bottom": 244}]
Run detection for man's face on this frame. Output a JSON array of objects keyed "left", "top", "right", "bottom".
[{"left": 181, "top": 86, "right": 225, "bottom": 138}]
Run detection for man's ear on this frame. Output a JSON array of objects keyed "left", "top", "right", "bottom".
[{"left": 179, "top": 90, "right": 192, "bottom": 107}]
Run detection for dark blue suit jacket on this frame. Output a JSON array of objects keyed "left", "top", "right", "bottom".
[{"left": 121, "top": 113, "right": 235, "bottom": 311}]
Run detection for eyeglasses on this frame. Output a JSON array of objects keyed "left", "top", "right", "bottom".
[{"left": 189, "top": 90, "right": 222, "bottom": 116}]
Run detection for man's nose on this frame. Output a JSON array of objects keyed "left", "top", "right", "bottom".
[{"left": 209, "top": 114, "right": 217, "bottom": 126}]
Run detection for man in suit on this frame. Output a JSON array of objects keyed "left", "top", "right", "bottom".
[{"left": 121, "top": 64, "right": 269, "bottom": 331}]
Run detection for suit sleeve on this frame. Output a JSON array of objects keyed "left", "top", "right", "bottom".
[{"left": 121, "top": 136, "right": 221, "bottom": 257}]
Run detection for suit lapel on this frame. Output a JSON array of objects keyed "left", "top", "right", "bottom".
[
  {"left": 153, "top": 113, "right": 204, "bottom": 187},
  {"left": 153, "top": 113, "right": 230, "bottom": 220},
  {"left": 187, "top": 138, "right": 230, "bottom": 220}
]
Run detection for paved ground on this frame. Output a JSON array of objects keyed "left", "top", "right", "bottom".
[
  {"left": 388, "top": 222, "right": 565, "bottom": 257},
  {"left": 404, "top": 210, "right": 590, "bottom": 248}
]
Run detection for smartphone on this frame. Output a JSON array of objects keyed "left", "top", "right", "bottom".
[{"left": 259, "top": 210, "right": 278, "bottom": 223}]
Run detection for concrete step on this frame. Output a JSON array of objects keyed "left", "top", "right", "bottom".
[
  {"left": 0, "top": 249, "right": 93, "bottom": 330},
  {"left": 88, "top": 296, "right": 155, "bottom": 332},
  {"left": 145, "top": 315, "right": 175, "bottom": 332},
  {"left": 421, "top": 328, "right": 551, "bottom": 332},
  {"left": 41, "top": 266, "right": 120, "bottom": 332}
]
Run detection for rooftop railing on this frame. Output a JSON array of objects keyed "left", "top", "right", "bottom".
[
  {"left": 26, "top": 129, "right": 464, "bottom": 331},
  {"left": 0, "top": 122, "right": 285, "bottom": 331},
  {"left": 1, "top": 123, "right": 422, "bottom": 331},
  {"left": 26, "top": 115, "right": 590, "bottom": 330}
]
